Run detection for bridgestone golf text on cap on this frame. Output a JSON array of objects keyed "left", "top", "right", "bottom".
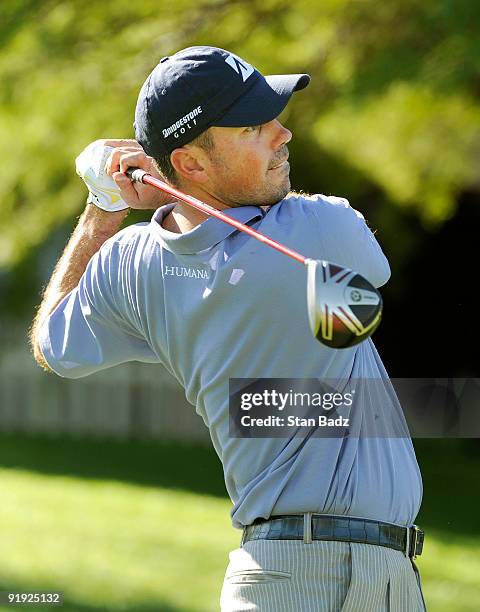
[{"left": 162, "top": 106, "right": 203, "bottom": 138}]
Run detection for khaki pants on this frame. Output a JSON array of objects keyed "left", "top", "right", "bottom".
[{"left": 220, "top": 539, "right": 427, "bottom": 611}]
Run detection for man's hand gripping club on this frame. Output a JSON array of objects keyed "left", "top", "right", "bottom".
[{"left": 76, "top": 138, "right": 173, "bottom": 211}]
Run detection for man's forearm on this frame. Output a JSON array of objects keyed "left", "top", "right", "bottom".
[{"left": 30, "top": 203, "right": 129, "bottom": 369}]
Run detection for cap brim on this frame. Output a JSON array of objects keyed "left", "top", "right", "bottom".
[{"left": 212, "top": 73, "right": 310, "bottom": 128}]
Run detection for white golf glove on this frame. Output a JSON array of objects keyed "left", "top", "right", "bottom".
[{"left": 75, "top": 140, "right": 129, "bottom": 212}]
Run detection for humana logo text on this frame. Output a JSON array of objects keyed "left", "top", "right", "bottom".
[{"left": 164, "top": 265, "right": 209, "bottom": 279}]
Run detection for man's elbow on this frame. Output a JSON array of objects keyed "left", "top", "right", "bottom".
[
  {"left": 376, "top": 257, "right": 391, "bottom": 288},
  {"left": 31, "top": 341, "right": 54, "bottom": 374},
  {"left": 28, "top": 322, "right": 53, "bottom": 373},
  {"left": 370, "top": 257, "right": 391, "bottom": 289}
]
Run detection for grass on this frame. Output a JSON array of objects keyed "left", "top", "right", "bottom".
[
  {"left": 0, "top": 469, "right": 237, "bottom": 611},
  {"left": 0, "top": 434, "right": 478, "bottom": 611}
]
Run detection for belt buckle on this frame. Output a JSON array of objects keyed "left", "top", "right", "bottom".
[{"left": 409, "top": 525, "right": 420, "bottom": 559}]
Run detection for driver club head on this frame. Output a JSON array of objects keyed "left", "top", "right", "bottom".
[{"left": 306, "top": 259, "right": 383, "bottom": 349}]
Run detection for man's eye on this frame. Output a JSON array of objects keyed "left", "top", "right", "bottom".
[{"left": 245, "top": 125, "right": 261, "bottom": 133}]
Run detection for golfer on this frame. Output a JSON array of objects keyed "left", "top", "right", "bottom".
[{"left": 31, "top": 46, "right": 427, "bottom": 611}]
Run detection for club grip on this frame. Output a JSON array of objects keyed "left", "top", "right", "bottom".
[{"left": 126, "top": 167, "right": 147, "bottom": 183}]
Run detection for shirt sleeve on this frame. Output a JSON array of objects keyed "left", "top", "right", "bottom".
[
  {"left": 38, "top": 235, "right": 161, "bottom": 379},
  {"left": 308, "top": 195, "right": 391, "bottom": 288}
]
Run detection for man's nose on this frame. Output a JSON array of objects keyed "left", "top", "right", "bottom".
[{"left": 271, "top": 119, "right": 292, "bottom": 148}]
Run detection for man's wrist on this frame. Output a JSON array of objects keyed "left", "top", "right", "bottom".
[{"left": 83, "top": 202, "right": 129, "bottom": 237}]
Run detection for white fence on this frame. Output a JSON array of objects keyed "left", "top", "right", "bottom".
[{"left": 0, "top": 326, "right": 210, "bottom": 444}]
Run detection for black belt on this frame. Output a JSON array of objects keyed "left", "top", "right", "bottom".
[{"left": 241, "top": 514, "right": 424, "bottom": 559}]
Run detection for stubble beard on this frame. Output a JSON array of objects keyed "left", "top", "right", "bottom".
[
  {"left": 214, "top": 172, "right": 291, "bottom": 208},
  {"left": 208, "top": 145, "right": 291, "bottom": 208}
]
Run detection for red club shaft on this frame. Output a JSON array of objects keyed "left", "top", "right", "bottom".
[{"left": 131, "top": 170, "right": 307, "bottom": 265}]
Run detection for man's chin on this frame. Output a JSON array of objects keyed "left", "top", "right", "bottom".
[
  {"left": 260, "top": 182, "right": 291, "bottom": 206},
  {"left": 223, "top": 180, "right": 291, "bottom": 208}
]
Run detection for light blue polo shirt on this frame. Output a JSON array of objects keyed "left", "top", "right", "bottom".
[{"left": 39, "top": 193, "right": 423, "bottom": 529}]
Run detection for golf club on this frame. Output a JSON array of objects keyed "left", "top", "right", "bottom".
[{"left": 126, "top": 168, "right": 382, "bottom": 349}]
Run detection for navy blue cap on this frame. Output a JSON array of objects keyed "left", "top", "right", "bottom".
[{"left": 134, "top": 46, "right": 310, "bottom": 158}]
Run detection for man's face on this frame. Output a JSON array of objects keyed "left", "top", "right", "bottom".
[{"left": 199, "top": 119, "right": 293, "bottom": 207}]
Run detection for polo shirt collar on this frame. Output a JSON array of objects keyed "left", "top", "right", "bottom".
[{"left": 149, "top": 203, "right": 266, "bottom": 254}]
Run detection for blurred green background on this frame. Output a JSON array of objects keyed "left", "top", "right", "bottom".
[{"left": 0, "top": 0, "right": 479, "bottom": 610}]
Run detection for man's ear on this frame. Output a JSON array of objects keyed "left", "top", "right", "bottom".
[{"left": 170, "top": 147, "right": 208, "bottom": 184}]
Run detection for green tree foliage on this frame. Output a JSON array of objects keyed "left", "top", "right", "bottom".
[{"left": 1, "top": 0, "right": 479, "bottom": 271}]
